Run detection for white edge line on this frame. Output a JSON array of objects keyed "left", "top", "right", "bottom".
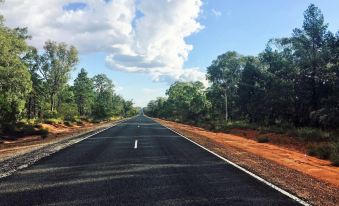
[
  {"left": 0, "top": 117, "right": 136, "bottom": 179},
  {"left": 149, "top": 117, "right": 311, "bottom": 206}
]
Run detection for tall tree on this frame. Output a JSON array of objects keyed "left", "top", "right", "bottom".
[
  {"left": 23, "top": 46, "right": 44, "bottom": 119},
  {"left": 40, "top": 41, "right": 78, "bottom": 113},
  {"left": 92, "top": 74, "right": 114, "bottom": 119},
  {"left": 0, "top": 20, "right": 31, "bottom": 127},
  {"left": 206, "top": 51, "right": 243, "bottom": 121},
  {"left": 166, "top": 81, "right": 210, "bottom": 123},
  {"left": 74, "top": 68, "right": 94, "bottom": 116},
  {"left": 290, "top": 4, "right": 333, "bottom": 125}
]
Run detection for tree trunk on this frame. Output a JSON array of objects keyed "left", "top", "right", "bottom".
[
  {"left": 224, "top": 88, "right": 228, "bottom": 122},
  {"left": 50, "top": 94, "right": 55, "bottom": 112}
]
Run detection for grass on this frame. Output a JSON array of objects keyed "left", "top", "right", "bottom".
[
  {"left": 307, "top": 144, "right": 333, "bottom": 160},
  {"left": 287, "top": 127, "right": 331, "bottom": 142},
  {"left": 44, "top": 118, "right": 63, "bottom": 125},
  {"left": 221, "top": 121, "right": 258, "bottom": 131},
  {"left": 307, "top": 142, "right": 339, "bottom": 166}
]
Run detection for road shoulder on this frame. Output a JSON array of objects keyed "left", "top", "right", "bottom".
[
  {"left": 0, "top": 118, "right": 128, "bottom": 179},
  {"left": 154, "top": 118, "right": 339, "bottom": 206}
]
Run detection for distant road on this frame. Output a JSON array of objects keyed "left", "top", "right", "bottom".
[{"left": 0, "top": 115, "right": 300, "bottom": 205}]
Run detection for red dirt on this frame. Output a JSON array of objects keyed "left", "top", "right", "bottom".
[
  {"left": 0, "top": 121, "right": 117, "bottom": 161},
  {"left": 155, "top": 118, "right": 339, "bottom": 206}
]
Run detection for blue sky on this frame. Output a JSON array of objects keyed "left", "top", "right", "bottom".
[
  {"left": 2, "top": 0, "right": 339, "bottom": 107},
  {"left": 76, "top": 0, "right": 338, "bottom": 107}
]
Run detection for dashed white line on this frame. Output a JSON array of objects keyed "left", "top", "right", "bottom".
[{"left": 134, "top": 140, "right": 138, "bottom": 149}]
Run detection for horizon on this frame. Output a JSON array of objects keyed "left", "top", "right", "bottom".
[{"left": 1, "top": 0, "right": 339, "bottom": 107}]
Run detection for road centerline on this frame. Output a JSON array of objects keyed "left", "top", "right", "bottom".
[{"left": 134, "top": 139, "right": 138, "bottom": 149}]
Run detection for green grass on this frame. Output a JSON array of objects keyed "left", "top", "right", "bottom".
[
  {"left": 44, "top": 118, "right": 63, "bottom": 125},
  {"left": 307, "top": 144, "right": 333, "bottom": 160},
  {"left": 287, "top": 127, "right": 330, "bottom": 142},
  {"left": 222, "top": 121, "right": 257, "bottom": 131}
]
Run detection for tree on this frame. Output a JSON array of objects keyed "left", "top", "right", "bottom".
[
  {"left": 166, "top": 81, "right": 210, "bottom": 123},
  {"left": 74, "top": 68, "right": 94, "bottom": 116},
  {"left": 238, "top": 58, "right": 267, "bottom": 123},
  {"left": 40, "top": 41, "right": 78, "bottom": 113},
  {"left": 23, "top": 46, "right": 44, "bottom": 119},
  {"left": 92, "top": 74, "right": 114, "bottom": 119},
  {"left": 206, "top": 51, "right": 243, "bottom": 121},
  {"left": 289, "top": 4, "right": 333, "bottom": 125},
  {"left": 0, "top": 20, "right": 31, "bottom": 127},
  {"left": 123, "top": 100, "right": 138, "bottom": 117}
]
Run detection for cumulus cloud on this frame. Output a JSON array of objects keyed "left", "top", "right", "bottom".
[{"left": 0, "top": 0, "right": 207, "bottom": 85}]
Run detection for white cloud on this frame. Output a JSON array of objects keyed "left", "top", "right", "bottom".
[
  {"left": 0, "top": 0, "right": 207, "bottom": 85},
  {"left": 211, "top": 8, "right": 222, "bottom": 17}
]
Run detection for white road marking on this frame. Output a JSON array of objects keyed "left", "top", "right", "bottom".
[
  {"left": 147, "top": 116, "right": 311, "bottom": 206},
  {"left": 134, "top": 140, "right": 138, "bottom": 149}
]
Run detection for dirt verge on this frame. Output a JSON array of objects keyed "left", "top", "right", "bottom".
[
  {"left": 0, "top": 118, "right": 126, "bottom": 179},
  {"left": 155, "top": 118, "right": 339, "bottom": 206}
]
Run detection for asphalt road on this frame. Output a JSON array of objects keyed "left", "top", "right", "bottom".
[{"left": 0, "top": 115, "right": 300, "bottom": 206}]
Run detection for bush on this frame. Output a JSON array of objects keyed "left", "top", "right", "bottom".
[
  {"left": 256, "top": 136, "right": 269, "bottom": 143},
  {"left": 58, "top": 103, "right": 79, "bottom": 122},
  {"left": 330, "top": 142, "right": 339, "bottom": 166},
  {"left": 307, "top": 144, "right": 333, "bottom": 160},
  {"left": 21, "top": 125, "right": 37, "bottom": 135},
  {"left": 34, "top": 123, "right": 43, "bottom": 129},
  {"left": 64, "top": 121, "right": 72, "bottom": 127},
  {"left": 39, "top": 128, "right": 49, "bottom": 139},
  {"left": 44, "top": 118, "right": 63, "bottom": 125},
  {"left": 222, "top": 121, "right": 257, "bottom": 131},
  {"left": 43, "top": 110, "right": 59, "bottom": 119},
  {"left": 291, "top": 128, "right": 330, "bottom": 142},
  {"left": 76, "top": 120, "right": 84, "bottom": 126}
]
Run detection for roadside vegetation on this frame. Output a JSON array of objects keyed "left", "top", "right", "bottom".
[
  {"left": 145, "top": 5, "right": 339, "bottom": 166},
  {"left": 0, "top": 6, "right": 139, "bottom": 140}
]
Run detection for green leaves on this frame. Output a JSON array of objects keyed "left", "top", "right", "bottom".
[
  {"left": 0, "top": 21, "right": 31, "bottom": 126},
  {"left": 146, "top": 4, "right": 339, "bottom": 130},
  {"left": 146, "top": 81, "right": 210, "bottom": 123},
  {"left": 74, "top": 68, "right": 94, "bottom": 116}
]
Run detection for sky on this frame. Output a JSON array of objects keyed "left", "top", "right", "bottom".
[{"left": 1, "top": 0, "right": 339, "bottom": 107}]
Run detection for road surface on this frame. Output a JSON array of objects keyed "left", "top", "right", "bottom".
[{"left": 0, "top": 115, "right": 300, "bottom": 205}]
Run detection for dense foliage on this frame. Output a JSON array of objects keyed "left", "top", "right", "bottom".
[
  {"left": 0, "top": 11, "right": 139, "bottom": 130},
  {"left": 146, "top": 4, "right": 339, "bottom": 131}
]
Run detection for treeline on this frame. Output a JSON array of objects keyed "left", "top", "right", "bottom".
[
  {"left": 0, "top": 13, "right": 138, "bottom": 130},
  {"left": 145, "top": 4, "right": 339, "bottom": 130}
]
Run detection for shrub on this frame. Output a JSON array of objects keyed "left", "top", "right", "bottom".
[
  {"left": 44, "top": 118, "right": 63, "bottom": 125},
  {"left": 39, "top": 128, "right": 49, "bottom": 139},
  {"left": 307, "top": 144, "right": 333, "bottom": 160},
  {"left": 330, "top": 142, "right": 339, "bottom": 166},
  {"left": 21, "top": 125, "right": 36, "bottom": 135},
  {"left": 257, "top": 136, "right": 269, "bottom": 143},
  {"left": 223, "top": 121, "right": 257, "bottom": 131},
  {"left": 64, "top": 121, "right": 72, "bottom": 127},
  {"left": 76, "top": 120, "right": 84, "bottom": 126},
  {"left": 58, "top": 103, "right": 79, "bottom": 122},
  {"left": 34, "top": 123, "right": 43, "bottom": 129},
  {"left": 43, "top": 110, "right": 59, "bottom": 119},
  {"left": 292, "top": 128, "right": 330, "bottom": 142}
]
